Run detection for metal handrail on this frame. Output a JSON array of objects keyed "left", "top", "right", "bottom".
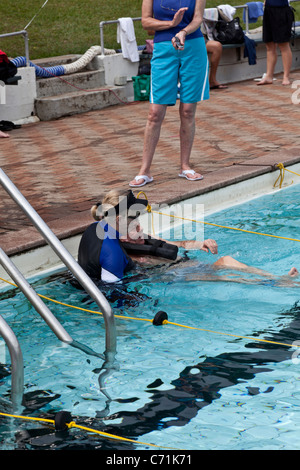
[
  {"left": 0, "top": 30, "right": 30, "bottom": 66},
  {"left": 0, "top": 168, "right": 116, "bottom": 357},
  {"left": 0, "top": 314, "right": 24, "bottom": 411},
  {"left": 0, "top": 246, "right": 73, "bottom": 344},
  {"left": 99, "top": 17, "right": 141, "bottom": 55}
]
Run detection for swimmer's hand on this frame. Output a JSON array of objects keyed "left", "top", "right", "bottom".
[
  {"left": 175, "top": 239, "right": 218, "bottom": 254},
  {"left": 199, "top": 239, "right": 218, "bottom": 254}
]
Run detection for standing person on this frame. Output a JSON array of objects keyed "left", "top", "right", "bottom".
[
  {"left": 257, "top": 0, "right": 294, "bottom": 86},
  {"left": 129, "top": 0, "right": 209, "bottom": 188}
]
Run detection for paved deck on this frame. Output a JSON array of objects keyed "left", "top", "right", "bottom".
[{"left": 1, "top": 70, "right": 300, "bottom": 256}]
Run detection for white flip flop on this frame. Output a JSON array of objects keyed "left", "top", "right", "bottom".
[
  {"left": 178, "top": 169, "right": 203, "bottom": 181},
  {"left": 129, "top": 175, "right": 154, "bottom": 187}
]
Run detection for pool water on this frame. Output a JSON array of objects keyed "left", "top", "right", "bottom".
[{"left": 1, "top": 183, "right": 300, "bottom": 450}]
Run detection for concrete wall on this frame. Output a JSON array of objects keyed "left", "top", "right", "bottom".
[
  {"left": 215, "top": 37, "right": 300, "bottom": 84},
  {"left": 0, "top": 66, "right": 37, "bottom": 122},
  {"left": 95, "top": 52, "right": 140, "bottom": 101}
]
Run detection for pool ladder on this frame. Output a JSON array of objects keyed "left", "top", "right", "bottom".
[{"left": 0, "top": 168, "right": 117, "bottom": 410}]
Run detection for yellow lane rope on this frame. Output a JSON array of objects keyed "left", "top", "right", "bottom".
[
  {"left": 152, "top": 210, "right": 300, "bottom": 243},
  {"left": 1, "top": 276, "right": 299, "bottom": 350},
  {"left": 0, "top": 411, "right": 173, "bottom": 448},
  {"left": 138, "top": 164, "right": 300, "bottom": 243}
]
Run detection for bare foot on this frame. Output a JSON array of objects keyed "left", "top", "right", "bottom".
[
  {"left": 288, "top": 267, "right": 299, "bottom": 277},
  {"left": 0, "top": 130, "right": 9, "bottom": 138},
  {"left": 282, "top": 78, "right": 291, "bottom": 86},
  {"left": 257, "top": 78, "right": 273, "bottom": 86}
]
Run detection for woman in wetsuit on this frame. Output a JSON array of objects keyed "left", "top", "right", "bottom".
[{"left": 78, "top": 189, "right": 148, "bottom": 283}]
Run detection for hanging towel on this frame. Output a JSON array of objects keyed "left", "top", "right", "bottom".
[
  {"left": 217, "top": 5, "right": 236, "bottom": 21},
  {"left": 244, "top": 35, "right": 257, "bottom": 65},
  {"left": 243, "top": 2, "right": 264, "bottom": 23},
  {"left": 117, "top": 18, "right": 139, "bottom": 62},
  {"left": 202, "top": 9, "right": 219, "bottom": 40}
]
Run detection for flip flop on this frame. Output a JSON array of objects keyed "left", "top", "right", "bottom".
[
  {"left": 210, "top": 84, "right": 228, "bottom": 90},
  {"left": 178, "top": 169, "right": 203, "bottom": 181},
  {"left": 129, "top": 175, "right": 154, "bottom": 187}
]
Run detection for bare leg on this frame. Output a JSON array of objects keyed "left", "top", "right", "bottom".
[
  {"left": 129, "top": 103, "right": 167, "bottom": 186},
  {"left": 278, "top": 42, "right": 292, "bottom": 85},
  {"left": 257, "top": 42, "right": 277, "bottom": 85},
  {"left": 206, "top": 40, "right": 227, "bottom": 88},
  {"left": 179, "top": 102, "right": 203, "bottom": 179},
  {"left": 213, "top": 256, "right": 299, "bottom": 278}
]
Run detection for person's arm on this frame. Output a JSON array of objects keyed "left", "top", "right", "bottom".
[
  {"left": 141, "top": 0, "right": 188, "bottom": 31},
  {"left": 167, "top": 239, "right": 218, "bottom": 254},
  {"left": 173, "top": 0, "right": 205, "bottom": 48}
]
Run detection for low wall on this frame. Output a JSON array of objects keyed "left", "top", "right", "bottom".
[
  {"left": 0, "top": 66, "right": 37, "bottom": 123},
  {"left": 212, "top": 36, "right": 300, "bottom": 84}
]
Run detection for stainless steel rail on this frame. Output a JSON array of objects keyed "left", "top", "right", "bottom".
[
  {"left": 0, "top": 168, "right": 116, "bottom": 356},
  {"left": 0, "top": 314, "right": 24, "bottom": 411},
  {"left": 0, "top": 30, "right": 30, "bottom": 66},
  {"left": 0, "top": 246, "right": 73, "bottom": 344},
  {"left": 99, "top": 17, "right": 141, "bottom": 56}
]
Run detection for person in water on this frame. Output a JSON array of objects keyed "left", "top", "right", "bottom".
[
  {"left": 78, "top": 189, "right": 220, "bottom": 283},
  {"left": 78, "top": 189, "right": 299, "bottom": 285},
  {"left": 120, "top": 215, "right": 299, "bottom": 283}
]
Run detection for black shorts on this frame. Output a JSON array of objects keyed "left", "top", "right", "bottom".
[{"left": 263, "top": 5, "right": 294, "bottom": 43}]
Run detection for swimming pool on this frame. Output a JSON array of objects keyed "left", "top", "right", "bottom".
[{"left": 1, "top": 182, "right": 300, "bottom": 450}]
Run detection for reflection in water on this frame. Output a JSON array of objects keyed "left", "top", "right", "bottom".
[{"left": 10, "top": 301, "right": 300, "bottom": 450}]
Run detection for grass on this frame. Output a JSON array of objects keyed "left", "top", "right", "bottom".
[{"left": 0, "top": 0, "right": 299, "bottom": 60}]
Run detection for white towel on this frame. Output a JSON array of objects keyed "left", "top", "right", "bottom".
[
  {"left": 203, "top": 8, "right": 219, "bottom": 22},
  {"left": 117, "top": 17, "right": 139, "bottom": 63},
  {"left": 217, "top": 5, "right": 236, "bottom": 21},
  {"left": 202, "top": 8, "right": 219, "bottom": 40}
]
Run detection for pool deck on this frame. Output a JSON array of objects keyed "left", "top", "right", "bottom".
[{"left": 1, "top": 70, "right": 300, "bottom": 257}]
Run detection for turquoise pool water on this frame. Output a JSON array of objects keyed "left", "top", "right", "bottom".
[{"left": 1, "top": 183, "right": 300, "bottom": 450}]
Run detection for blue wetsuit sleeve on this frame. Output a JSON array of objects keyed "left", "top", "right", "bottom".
[{"left": 99, "top": 238, "right": 129, "bottom": 281}]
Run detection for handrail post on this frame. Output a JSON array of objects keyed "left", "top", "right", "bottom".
[
  {"left": 0, "top": 168, "right": 116, "bottom": 355},
  {"left": 99, "top": 17, "right": 141, "bottom": 56},
  {"left": 0, "top": 30, "right": 30, "bottom": 66},
  {"left": 0, "top": 315, "right": 24, "bottom": 411}
]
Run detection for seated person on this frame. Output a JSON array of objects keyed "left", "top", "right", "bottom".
[{"left": 206, "top": 39, "right": 228, "bottom": 90}]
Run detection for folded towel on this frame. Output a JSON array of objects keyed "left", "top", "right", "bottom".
[
  {"left": 217, "top": 4, "right": 236, "bottom": 21},
  {"left": 117, "top": 17, "right": 139, "bottom": 62},
  {"left": 203, "top": 8, "right": 219, "bottom": 21},
  {"left": 243, "top": 2, "right": 264, "bottom": 23}
]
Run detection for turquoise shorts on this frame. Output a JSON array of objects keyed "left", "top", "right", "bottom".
[{"left": 150, "top": 37, "right": 209, "bottom": 105}]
